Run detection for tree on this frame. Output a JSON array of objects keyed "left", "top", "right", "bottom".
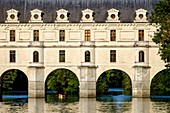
[
  {"left": 46, "top": 69, "right": 79, "bottom": 95},
  {"left": 2, "top": 70, "right": 17, "bottom": 91},
  {"left": 96, "top": 70, "right": 132, "bottom": 95},
  {"left": 151, "top": 0, "right": 170, "bottom": 67}
]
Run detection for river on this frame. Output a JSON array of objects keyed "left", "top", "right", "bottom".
[{"left": 0, "top": 94, "right": 170, "bottom": 113}]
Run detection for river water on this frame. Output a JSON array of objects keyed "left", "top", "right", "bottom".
[{"left": 0, "top": 94, "right": 170, "bottom": 113}]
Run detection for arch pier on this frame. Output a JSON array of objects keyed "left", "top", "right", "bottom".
[
  {"left": 133, "top": 66, "right": 150, "bottom": 97},
  {"left": 28, "top": 67, "right": 45, "bottom": 98}
]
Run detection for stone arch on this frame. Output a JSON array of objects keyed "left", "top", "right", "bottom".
[
  {"left": 96, "top": 68, "right": 132, "bottom": 95},
  {"left": 45, "top": 68, "right": 79, "bottom": 98},
  {"left": 97, "top": 67, "right": 132, "bottom": 81},
  {"left": 45, "top": 67, "right": 80, "bottom": 82}
]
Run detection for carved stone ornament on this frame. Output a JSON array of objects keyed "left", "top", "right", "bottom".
[
  {"left": 29, "top": 9, "right": 43, "bottom": 23},
  {"left": 106, "top": 8, "right": 120, "bottom": 22},
  {"left": 55, "top": 9, "right": 69, "bottom": 23},
  {"left": 134, "top": 8, "right": 148, "bottom": 23},
  {"left": 81, "top": 8, "right": 94, "bottom": 23},
  {"left": 5, "top": 9, "right": 19, "bottom": 23}
]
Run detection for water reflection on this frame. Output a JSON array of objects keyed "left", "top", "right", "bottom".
[
  {"left": 1, "top": 96, "right": 170, "bottom": 113},
  {"left": 79, "top": 98, "right": 96, "bottom": 113},
  {"left": 132, "top": 98, "right": 151, "bottom": 113},
  {"left": 28, "top": 98, "right": 45, "bottom": 113}
]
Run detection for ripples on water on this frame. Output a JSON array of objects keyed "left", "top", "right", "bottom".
[{"left": 1, "top": 94, "right": 170, "bottom": 113}]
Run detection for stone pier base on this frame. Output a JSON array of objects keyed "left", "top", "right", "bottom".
[
  {"left": 29, "top": 81, "right": 44, "bottom": 98},
  {"left": 28, "top": 67, "right": 45, "bottom": 98},
  {"left": 79, "top": 81, "right": 96, "bottom": 98}
]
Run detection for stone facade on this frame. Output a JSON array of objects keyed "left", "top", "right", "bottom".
[{"left": 0, "top": 7, "right": 167, "bottom": 98}]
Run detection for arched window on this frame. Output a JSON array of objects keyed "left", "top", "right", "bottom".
[
  {"left": 139, "top": 51, "right": 144, "bottom": 62},
  {"left": 33, "top": 51, "right": 39, "bottom": 62},
  {"left": 85, "top": 51, "right": 90, "bottom": 62}
]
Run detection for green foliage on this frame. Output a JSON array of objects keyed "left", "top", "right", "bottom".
[
  {"left": 151, "top": 69, "right": 170, "bottom": 92},
  {"left": 151, "top": 0, "right": 170, "bottom": 65},
  {"left": 96, "top": 69, "right": 132, "bottom": 95},
  {"left": 46, "top": 69, "right": 79, "bottom": 95},
  {"left": 2, "top": 70, "right": 18, "bottom": 90}
]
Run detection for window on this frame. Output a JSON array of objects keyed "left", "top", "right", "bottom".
[
  {"left": 85, "top": 51, "right": 90, "bottom": 62},
  {"left": 10, "top": 30, "right": 15, "bottom": 41},
  {"left": 138, "top": 30, "right": 144, "bottom": 41},
  {"left": 59, "top": 30, "right": 65, "bottom": 41},
  {"left": 34, "top": 30, "right": 39, "bottom": 41},
  {"left": 110, "top": 50, "right": 116, "bottom": 62},
  {"left": 33, "top": 51, "right": 39, "bottom": 62},
  {"left": 10, "top": 50, "right": 15, "bottom": 62},
  {"left": 139, "top": 51, "right": 144, "bottom": 62},
  {"left": 85, "top": 30, "right": 90, "bottom": 41},
  {"left": 59, "top": 50, "right": 65, "bottom": 62},
  {"left": 110, "top": 30, "right": 116, "bottom": 41}
]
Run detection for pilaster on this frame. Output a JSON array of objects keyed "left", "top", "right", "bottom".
[
  {"left": 79, "top": 66, "right": 97, "bottom": 97},
  {"left": 133, "top": 66, "right": 150, "bottom": 97},
  {"left": 28, "top": 67, "right": 45, "bottom": 98},
  {"left": 0, "top": 76, "right": 2, "bottom": 102}
]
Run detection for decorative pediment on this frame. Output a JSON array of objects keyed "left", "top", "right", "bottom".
[
  {"left": 81, "top": 8, "right": 94, "bottom": 22},
  {"left": 55, "top": 9, "right": 69, "bottom": 23},
  {"left": 5, "top": 9, "right": 19, "bottom": 23},
  {"left": 106, "top": 8, "right": 120, "bottom": 22},
  {"left": 29, "top": 9, "right": 43, "bottom": 23},
  {"left": 134, "top": 8, "right": 148, "bottom": 22}
]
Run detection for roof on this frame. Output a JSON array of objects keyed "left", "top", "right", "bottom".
[{"left": 0, "top": 0, "right": 160, "bottom": 23}]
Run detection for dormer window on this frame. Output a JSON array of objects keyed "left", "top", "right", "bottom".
[
  {"left": 106, "top": 8, "right": 120, "bottom": 23},
  {"left": 55, "top": 9, "right": 69, "bottom": 23},
  {"left": 29, "top": 9, "right": 43, "bottom": 23},
  {"left": 81, "top": 9, "right": 94, "bottom": 22},
  {"left": 134, "top": 9, "right": 148, "bottom": 22},
  {"left": 5, "top": 9, "right": 19, "bottom": 23}
]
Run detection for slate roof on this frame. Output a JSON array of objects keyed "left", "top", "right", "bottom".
[{"left": 0, "top": 0, "right": 160, "bottom": 23}]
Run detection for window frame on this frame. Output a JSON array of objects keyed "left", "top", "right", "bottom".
[
  {"left": 139, "top": 51, "right": 145, "bottom": 62},
  {"left": 110, "top": 30, "right": 116, "bottom": 41},
  {"left": 10, "top": 50, "right": 16, "bottom": 62},
  {"left": 59, "top": 30, "right": 65, "bottom": 41},
  {"left": 85, "top": 30, "right": 91, "bottom": 41},
  {"left": 10, "top": 30, "right": 15, "bottom": 41},
  {"left": 33, "top": 51, "right": 39, "bottom": 62},
  {"left": 33, "top": 30, "right": 39, "bottom": 41},
  {"left": 85, "top": 51, "right": 90, "bottom": 62},
  {"left": 138, "top": 30, "right": 144, "bottom": 41},
  {"left": 110, "top": 50, "right": 116, "bottom": 62},
  {"left": 59, "top": 50, "right": 65, "bottom": 62}
]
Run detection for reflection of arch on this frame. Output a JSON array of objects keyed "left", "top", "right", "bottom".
[
  {"left": 85, "top": 51, "right": 90, "bottom": 62},
  {"left": 139, "top": 51, "right": 144, "bottom": 62},
  {"left": 1, "top": 69, "right": 28, "bottom": 91},
  {"left": 33, "top": 51, "right": 39, "bottom": 62}
]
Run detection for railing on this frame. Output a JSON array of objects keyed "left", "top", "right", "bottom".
[
  {"left": 29, "top": 41, "right": 44, "bottom": 47},
  {"left": 134, "top": 41, "right": 149, "bottom": 47},
  {"left": 29, "top": 62, "right": 44, "bottom": 67},
  {"left": 80, "top": 41, "right": 95, "bottom": 47},
  {"left": 133, "top": 62, "right": 150, "bottom": 67}
]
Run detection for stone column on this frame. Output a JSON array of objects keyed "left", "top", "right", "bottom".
[
  {"left": 28, "top": 67, "right": 45, "bottom": 98},
  {"left": 0, "top": 76, "right": 2, "bottom": 102},
  {"left": 133, "top": 66, "right": 150, "bottom": 97},
  {"left": 79, "top": 66, "right": 97, "bottom": 98}
]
